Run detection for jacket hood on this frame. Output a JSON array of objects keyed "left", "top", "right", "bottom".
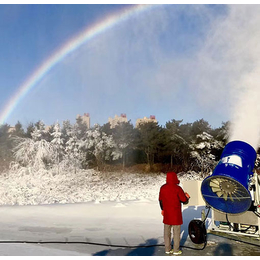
[{"left": 166, "top": 172, "right": 180, "bottom": 185}]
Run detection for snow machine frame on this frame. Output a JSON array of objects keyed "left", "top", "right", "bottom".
[
  {"left": 187, "top": 170, "right": 260, "bottom": 248},
  {"left": 208, "top": 171, "right": 260, "bottom": 241},
  {"left": 198, "top": 140, "right": 260, "bottom": 244}
]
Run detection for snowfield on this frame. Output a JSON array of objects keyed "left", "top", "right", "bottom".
[
  {"left": 0, "top": 169, "right": 259, "bottom": 256},
  {"left": 0, "top": 169, "right": 203, "bottom": 206},
  {"left": 0, "top": 168, "right": 207, "bottom": 256}
]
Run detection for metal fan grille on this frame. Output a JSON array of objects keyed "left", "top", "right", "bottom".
[{"left": 209, "top": 177, "right": 249, "bottom": 201}]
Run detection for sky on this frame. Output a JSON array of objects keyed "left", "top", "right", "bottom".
[{"left": 1, "top": 4, "right": 260, "bottom": 135}]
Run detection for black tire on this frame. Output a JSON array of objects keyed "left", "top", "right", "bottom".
[{"left": 188, "top": 219, "right": 207, "bottom": 244}]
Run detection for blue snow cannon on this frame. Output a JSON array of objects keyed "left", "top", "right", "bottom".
[{"left": 201, "top": 140, "right": 256, "bottom": 214}]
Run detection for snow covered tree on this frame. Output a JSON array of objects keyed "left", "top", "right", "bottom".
[
  {"left": 190, "top": 132, "right": 224, "bottom": 177},
  {"left": 80, "top": 125, "right": 118, "bottom": 170},
  {"left": 31, "top": 120, "right": 45, "bottom": 141},
  {"left": 64, "top": 126, "right": 83, "bottom": 173},
  {"left": 12, "top": 121, "right": 55, "bottom": 171},
  {"left": 0, "top": 124, "right": 13, "bottom": 172},
  {"left": 11, "top": 121, "right": 25, "bottom": 137},
  {"left": 165, "top": 119, "right": 191, "bottom": 169},
  {"left": 190, "top": 119, "right": 212, "bottom": 140},
  {"left": 25, "top": 122, "right": 35, "bottom": 138},
  {"left": 112, "top": 121, "right": 135, "bottom": 168},
  {"left": 12, "top": 136, "right": 54, "bottom": 171},
  {"left": 50, "top": 123, "right": 64, "bottom": 173},
  {"left": 61, "top": 120, "right": 73, "bottom": 145},
  {"left": 45, "top": 124, "right": 55, "bottom": 142},
  {"left": 75, "top": 115, "right": 88, "bottom": 139},
  {"left": 212, "top": 121, "right": 230, "bottom": 143},
  {"left": 136, "top": 122, "right": 162, "bottom": 169}
]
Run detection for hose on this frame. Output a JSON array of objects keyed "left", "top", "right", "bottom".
[
  {"left": 204, "top": 205, "right": 211, "bottom": 221},
  {"left": 181, "top": 240, "right": 207, "bottom": 250},
  {"left": 0, "top": 240, "right": 161, "bottom": 248},
  {"left": 254, "top": 210, "right": 260, "bottom": 218},
  {"left": 0, "top": 239, "right": 207, "bottom": 250}
]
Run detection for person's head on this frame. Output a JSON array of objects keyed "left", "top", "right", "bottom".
[{"left": 166, "top": 171, "right": 180, "bottom": 184}]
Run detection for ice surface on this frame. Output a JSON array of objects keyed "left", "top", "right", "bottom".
[{"left": 0, "top": 199, "right": 205, "bottom": 256}]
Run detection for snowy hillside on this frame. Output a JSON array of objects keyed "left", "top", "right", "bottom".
[{"left": 0, "top": 169, "right": 202, "bottom": 206}]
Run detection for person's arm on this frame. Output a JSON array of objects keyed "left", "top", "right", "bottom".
[
  {"left": 159, "top": 189, "right": 164, "bottom": 215},
  {"left": 178, "top": 187, "right": 189, "bottom": 203},
  {"left": 159, "top": 187, "right": 163, "bottom": 209},
  {"left": 159, "top": 200, "right": 163, "bottom": 210}
]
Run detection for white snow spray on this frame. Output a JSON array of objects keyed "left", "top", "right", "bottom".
[
  {"left": 229, "top": 69, "right": 260, "bottom": 150},
  {"left": 225, "top": 7, "right": 260, "bottom": 151},
  {"left": 194, "top": 5, "right": 260, "bottom": 151}
]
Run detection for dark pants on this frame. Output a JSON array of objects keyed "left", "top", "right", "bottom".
[{"left": 164, "top": 224, "right": 181, "bottom": 252}]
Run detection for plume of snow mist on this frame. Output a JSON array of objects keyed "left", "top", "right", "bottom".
[
  {"left": 229, "top": 69, "right": 260, "bottom": 150},
  {"left": 224, "top": 6, "right": 260, "bottom": 151},
  {"left": 194, "top": 5, "right": 260, "bottom": 151}
]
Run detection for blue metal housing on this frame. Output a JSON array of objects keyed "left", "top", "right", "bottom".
[{"left": 201, "top": 140, "right": 256, "bottom": 214}]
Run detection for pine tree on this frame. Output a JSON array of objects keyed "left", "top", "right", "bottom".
[
  {"left": 136, "top": 122, "right": 161, "bottom": 169},
  {"left": 64, "top": 126, "right": 83, "bottom": 173},
  {"left": 51, "top": 123, "right": 64, "bottom": 173},
  {"left": 11, "top": 121, "right": 25, "bottom": 137},
  {"left": 190, "top": 132, "right": 224, "bottom": 177},
  {"left": 81, "top": 125, "right": 117, "bottom": 170},
  {"left": 165, "top": 119, "right": 190, "bottom": 169},
  {"left": 31, "top": 120, "right": 45, "bottom": 141},
  {"left": 75, "top": 115, "right": 88, "bottom": 139},
  {"left": 112, "top": 121, "right": 135, "bottom": 168},
  {"left": 0, "top": 124, "right": 13, "bottom": 172},
  {"left": 25, "top": 122, "right": 35, "bottom": 138},
  {"left": 61, "top": 120, "right": 73, "bottom": 145}
]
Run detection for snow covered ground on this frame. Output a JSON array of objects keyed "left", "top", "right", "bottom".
[
  {"left": 0, "top": 198, "right": 209, "bottom": 256},
  {"left": 0, "top": 200, "right": 259, "bottom": 256},
  {"left": 0, "top": 169, "right": 202, "bottom": 206},
  {"left": 0, "top": 169, "right": 258, "bottom": 256}
]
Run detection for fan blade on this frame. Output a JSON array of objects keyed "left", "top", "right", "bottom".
[
  {"left": 210, "top": 182, "right": 220, "bottom": 188},
  {"left": 233, "top": 193, "right": 241, "bottom": 201},
  {"left": 215, "top": 178, "right": 223, "bottom": 183},
  {"left": 216, "top": 191, "right": 223, "bottom": 197},
  {"left": 210, "top": 179, "right": 221, "bottom": 185},
  {"left": 228, "top": 193, "right": 234, "bottom": 202},
  {"left": 212, "top": 187, "right": 221, "bottom": 192}
]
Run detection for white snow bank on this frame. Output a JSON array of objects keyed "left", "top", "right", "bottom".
[{"left": 0, "top": 168, "right": 203, "bottom": 206}]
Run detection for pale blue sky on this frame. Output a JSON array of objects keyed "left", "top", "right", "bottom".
[{"left": 1, "top": 4, "right": 256, "bottom": 129}]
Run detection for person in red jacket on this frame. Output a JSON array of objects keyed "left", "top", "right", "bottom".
[{"left": 159, "top": 172, "right": 190, "bottom": 255}]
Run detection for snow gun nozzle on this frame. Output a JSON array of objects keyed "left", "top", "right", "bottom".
[{"left": 200, "top": 140, "right": 256, "bottom": 214}]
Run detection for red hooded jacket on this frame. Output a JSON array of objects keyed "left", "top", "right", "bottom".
[{"left": 159, "top": 172, "right": 188, "bottom": 225}]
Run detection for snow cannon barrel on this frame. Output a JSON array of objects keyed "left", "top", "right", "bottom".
[{"left": 201, "top": 140, "right": 256, "bottom": 214}]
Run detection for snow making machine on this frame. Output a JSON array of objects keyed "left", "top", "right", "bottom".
[
  {"left": 200, "top": 140, "right": 260, "bottom": 243},
  {"left": 187, "top": 140, "right": 260, "bottom": 247}
]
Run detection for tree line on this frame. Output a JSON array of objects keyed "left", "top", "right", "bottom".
[
  {"left": 0, "top": 117, "right": 233, "bottom": 174},
  {"left": 0, "top": 118, "right": 235, "bottom": 174}
]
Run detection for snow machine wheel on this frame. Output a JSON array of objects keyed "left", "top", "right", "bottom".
[{"left": 188, "top": 220, "right": 207, "bottom": 244}]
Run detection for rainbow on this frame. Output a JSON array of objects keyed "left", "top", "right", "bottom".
[{"left": 0, "top": 4, "right": 155, "bottom": 125}]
